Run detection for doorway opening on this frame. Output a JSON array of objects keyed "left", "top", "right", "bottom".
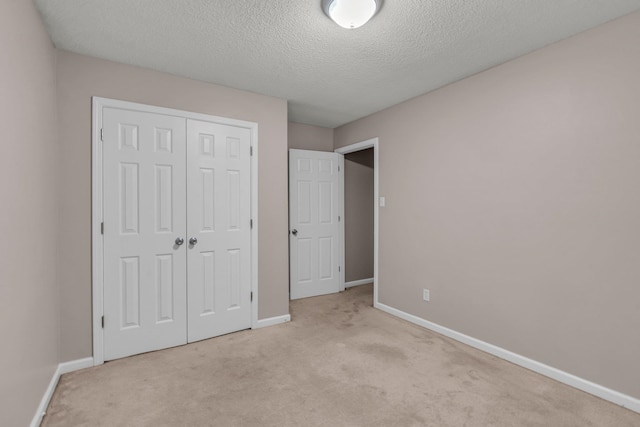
[
  {"left": 335, "top": 138, "right": 379, "bottom": 306},
  {"left": 343, "top": 148, "right": 374, "bottom": 287}
]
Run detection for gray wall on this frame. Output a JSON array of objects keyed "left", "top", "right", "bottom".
[
  {"left": 335, "top": 11, "right": 640, "bottom": 399},
  {"left": 0, "top": 0, "right": 60, "bottom": 425},
  {"left": 288, "top": 122, "right": 334, "bottom": 151},
  {"left": 56, "top": 51, "right": 289, "bottom": 361},
  {"left": 344, "top": 149, "right": 374, "bottom": 283}
]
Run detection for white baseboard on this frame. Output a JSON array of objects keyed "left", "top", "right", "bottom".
[
  {"left": 253, "top": 314, "right": 291, "bottom": 329},
  {"left": 58, "top": 357, "right": 94, "bottom": 375},
  {"left": 374, "top": 301, "right": 640, "bottom": 414},
  {"left": 31, "top": 357, "right": 94, "bottom": 427},
  {"left": 345, "top": 278, "right": 374, "bottom": 288}
]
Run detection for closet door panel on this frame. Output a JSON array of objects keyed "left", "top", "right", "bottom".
[
  {"left": 186, "top": 119, "right": 252, "bottom": 343},
  {"left": 103, "top": 108, "right": 187, "bottom": 361}
]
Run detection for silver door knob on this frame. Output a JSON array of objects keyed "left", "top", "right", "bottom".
[
  {"left": 189, "top": 237, "right": 198, "bottom": 245},
  {"left": 175, "top": 237, "right": 184, "bottom": 246},
  {"left": 292, "top": 229, "right": 298, "bottom": 236}
]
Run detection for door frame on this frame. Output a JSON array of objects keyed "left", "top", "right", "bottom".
[
  {"left": 335, "top": 138, "right": 379, "bottom": 306},
  {"left": 91, "top": 97, "right": 259, "bottom": 366}
]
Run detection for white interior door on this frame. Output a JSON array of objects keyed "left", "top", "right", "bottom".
[
  {"left": 103, "top": 108, "right": 187, "bottom": 361},
  {"left": 289, "top": 149, "right": 344, "bottom": 300},
  {"left": 186, "top": 119, "right": 252, "bottom": 342}
]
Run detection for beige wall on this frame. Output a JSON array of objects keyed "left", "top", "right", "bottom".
[
  {"left": 56, "top": 51, "right": 289, "bottom": 361},
  {"left": 0, "top": 0, "right": 60, "bottom": 425},
  {"left": 335, "top": 11, "right": 640, "bottom": 399},
  {"left": 344, "top": 149, "right": 374, "bottom": 283},
  {"left": 288, "top": 122, "right": 334, "bottom": 151}
]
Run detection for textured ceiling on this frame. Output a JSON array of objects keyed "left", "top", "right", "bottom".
[{"left": 35, "top": 0, "right": 640, "bottom": 128}]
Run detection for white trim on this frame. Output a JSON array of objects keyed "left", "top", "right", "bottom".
[
  {"left": 31, "top": 369, "right": 58, "bottom": 427},
  {"left": 58, "top": 357, "right": 94, "bottom": 375},
  {"left": 345, "top": 278, "right": 374, "bottom": 288},
  {"left": 338, "top": 155, "right": 345, "bottom": 292},
  {"left": 30, "top": 358, "right": 94, "bottom": 427},
  {"left": 335, "top": 138, "right": 378, "bottom": 155},
  {"left": 250, "top": 123, "right": 259, "bottom": 330},
  {"left": 92, "top": 97, "right": 105, "bottom": 366},
  {"left": 375, "top": 301, "right": 640, "bottom": 414},
  {"left": 335, "top": 138, "right": 379, "bottom": 306},
  {"left": 253, "top": 314, "right": 291, "bottom": 329},
  {"left": 92, "top": 97, "right": 259, "bottom": 365}
]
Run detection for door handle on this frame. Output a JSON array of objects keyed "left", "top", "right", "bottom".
[
  {"left": 189, "top": 237, "right": 198, "bottom": 246},
  {"left": 291, "top": 229, "right": 298, "bottom": 236},
  {"left": 175, "top": 237, "right": 184, "bottom": 246}
]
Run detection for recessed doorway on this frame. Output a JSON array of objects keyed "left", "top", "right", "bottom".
[{"left": 335, "top": 138, "right": 379, "bottom": 306}]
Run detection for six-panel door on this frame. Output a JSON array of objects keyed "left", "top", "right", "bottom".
[
  {"left": 289, "top": 149, "right": 343, "bottom": 300},
  {"left": 186, "top": 120, "right": 252, "bottom": 342},
  {"left": 103, "top": 108, "right": 188, "bottom": 361},
  {"left": 102, "top": 108, "right": 253, "bottom": 360}
]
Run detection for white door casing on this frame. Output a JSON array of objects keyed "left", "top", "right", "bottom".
[
  {"left": 102, "top": 107, "right": 188, "bottom": 361},
  {"left": 93, "top": 97, "right": 259, "bottom": 365},
  {"left": 187, "top": 119, "right": 252, "bottom": 342},
  {"left": 335, "top": 138, "right": 379, "bottom": 307},
  {"left": 289, "top": 149, "right": 344, "bottom": 300}
]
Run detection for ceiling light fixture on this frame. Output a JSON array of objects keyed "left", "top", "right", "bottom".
[{"left": 322, "top": 0, "right": 383, "bottom": 29}]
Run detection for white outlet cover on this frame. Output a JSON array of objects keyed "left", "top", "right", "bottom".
[
  {"left": 380, "top": 196, "right": 386, "bottom": 207},
  {"left": 423, "top": 289, "right": 430, "bottom": 301}
]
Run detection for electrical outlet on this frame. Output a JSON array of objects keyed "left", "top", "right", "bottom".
[
  {"left": 423, "top": 289, "right": 430, "bottom": 302},
  {"left": 379, "top": 196, "right": 386, "bottom": 207}
]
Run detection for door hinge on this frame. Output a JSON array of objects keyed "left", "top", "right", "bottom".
[
  {"left": 250, "top": 146, "right": 253, "bottom": 156},
  {"left": 101, "top": 222, "right": 104, "bottom": 234},
  {"left": 339, "top": 266, "right": 341, "bottom": 272},
  {"left": 250, "top": 291, "right": 253, "bottom": 302},
  {"left": 338, "top": 165, "right": 340, "bottom": 172},
  {"left": 101, "top": 316, "right": 104, "bottom": 328},
  {"left": 250, "top": 219, "right": 253, "bottom": 229},
  {"left": 338, "top": 216, "right": 341, "bottom": 222},
  {"left": 100, "top": 128, "right": 104, "bottom": 141}
]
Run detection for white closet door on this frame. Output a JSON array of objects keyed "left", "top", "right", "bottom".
[
  {"left": 289, "top": 149, "right": 344, "bottom": 300},
  {"left": 103, "top": 108, "right": 187, "bottom": 361},
  {"left": 186, "top": 119, "right": 252, "bottom": 343}
]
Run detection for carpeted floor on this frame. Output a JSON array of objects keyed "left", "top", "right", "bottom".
[{"left": 42, "top": 284, "right": 639, "bottom": 426}]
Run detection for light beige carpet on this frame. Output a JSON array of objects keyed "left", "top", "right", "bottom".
[{"left": 43, "top": 284, "right": 639, "bottom": 426}]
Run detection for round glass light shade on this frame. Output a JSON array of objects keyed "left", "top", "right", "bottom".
[{"left": 326, "top": 0, "right": 379, "bottom": 29}]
